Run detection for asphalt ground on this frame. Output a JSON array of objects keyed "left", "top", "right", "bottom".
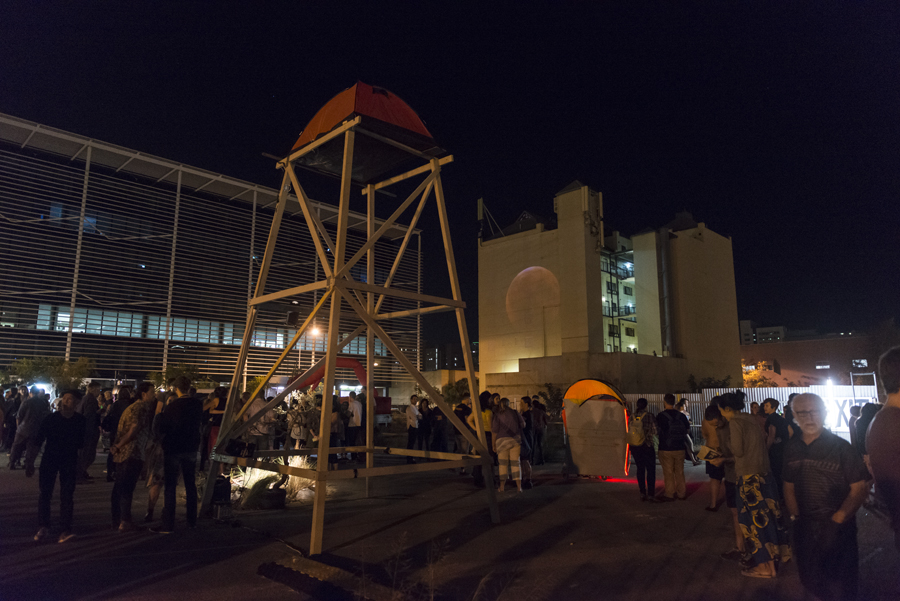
[{"left": 1, "top": 452, "right": 898, "bottom": 601}]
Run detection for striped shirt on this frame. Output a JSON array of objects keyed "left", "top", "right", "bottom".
[{"left": 783, "top": 429, "right": 869, "bottom": 519}]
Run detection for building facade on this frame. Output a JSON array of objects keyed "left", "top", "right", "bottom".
[
  {"left": 741, "top": 331, "right": 878, "bottom": 388},
  {"left": 478, "top": 181, "right": 742, "bottom": 395},
  {"left": 0, "top": 113, "right": 421, "bottom": 393}
]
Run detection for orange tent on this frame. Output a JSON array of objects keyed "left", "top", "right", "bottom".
[
  {"left": 562, "top": 379, "right": 630, "bottom": 477},
  {"left": 290, "top": 82, "right": 444, "bottom": 184}
]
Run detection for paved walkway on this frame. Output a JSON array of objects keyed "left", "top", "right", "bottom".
[{"left": 1, "top": 454, "right": 898, "bottom": 600}]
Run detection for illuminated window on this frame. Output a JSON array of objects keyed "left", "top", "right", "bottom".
[
  {"left": 852, "top": 359, "right": 868, "bottom": 369},
  {"left": 815, "top": 362, "right": 830, "bottom": 370}
]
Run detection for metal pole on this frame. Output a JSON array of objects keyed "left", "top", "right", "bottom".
[
  {"left": 161, "top": 169, "right": 181, "bottom": 371},
  {"left": 65, "top": 145, "right": 91, "bottom": 361},
  {"left": 366, "top": 183, "right": 375, "bottom": 497}
]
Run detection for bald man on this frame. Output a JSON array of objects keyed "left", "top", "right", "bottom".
[{"left": 783, "top": 393, "right": 868, "bottom": 601}]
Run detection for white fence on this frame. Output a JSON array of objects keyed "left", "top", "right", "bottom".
[{"left": 623, "top": 385, "right": 879, "bottom": 436}]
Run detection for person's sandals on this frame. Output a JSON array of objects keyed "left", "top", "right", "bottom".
[{"left": 741, "top": 565, "right": 776, "bottom": 579}]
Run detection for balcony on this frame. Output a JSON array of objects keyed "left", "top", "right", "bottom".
[
  {"left": 601, "top": 261, "right": 634, "bottom": 280},
  {"left": 602, "top": 305, "right": 637, "bottom": 319}
]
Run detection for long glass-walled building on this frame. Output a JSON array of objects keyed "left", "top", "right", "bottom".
[{"left": 0, "top": 113, "right": 421, "bottom": 391}]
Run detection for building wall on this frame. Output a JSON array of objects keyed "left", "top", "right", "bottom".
[
  {"left": 668, "top": 224, "right": 742, "bottom": 384},
  {"left": 632, "top": 232, "right": 663, "bottom": 356},
  {"left": 0, "top": 116, "right": 421, "bottom": 386},
  {"left": 741, "top": 335, "right": 877, "bottom": 387},
  {"left": 477, "top": 226, "right": 561, "bottom": 375},
  {"left": 485, "top": 351, "right": 711, "bottom": 397}
]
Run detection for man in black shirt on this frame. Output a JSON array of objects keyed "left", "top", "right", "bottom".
[
  {"left": 656, "top": 394, "right": 691, "bottom": 501},
  {"left": 34, "top": 390, "right": 86, "bottom": 543},
  {"left": 783, "top": 393, "right": 869, "bottom": 601},
  {"left": 762, "top": 398, "right": 792, "bottom": 496},
  {"left": 151, "top": 376, "right": 203, "bottom": 533}
]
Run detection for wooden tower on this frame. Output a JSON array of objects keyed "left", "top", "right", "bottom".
[{"left": 202, "top": 82, "right": 498, "bottom": 555}]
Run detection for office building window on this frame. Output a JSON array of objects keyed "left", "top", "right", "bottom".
[
  {"left": 623, "top": 286, "right": 633, "bottom": 296},
  {"left": 625, "top": 327, "right": 635, "bottom": 337},
  {"left": 815, "top": 361, "right": 830, "bottom": 370}
]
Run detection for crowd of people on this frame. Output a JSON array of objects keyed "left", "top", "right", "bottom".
[
  {"left": 624, "top": 362, "right": 900, "bottom": 600},
  {"left": 5, "top": 348, "right": 900, "bottom": 600},
  {"left": 404, "top": 391, "right": 549, "bottom": 491}
]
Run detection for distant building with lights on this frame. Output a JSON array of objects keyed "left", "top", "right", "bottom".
[
  {"left": 740, "top": 326, "right": 879, "bottom": 387},
  {"left": 0, "top": 113, "right": 422, "bottom": 395},
  {"left": 739, "top": 320, "right": 786, "bottom": 344},
  {"left": 478, "top": 181, "right": 742, "bottom": 395}
]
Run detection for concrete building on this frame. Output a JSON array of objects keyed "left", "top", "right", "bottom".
[
  {"left": 0, "top": 113, "right": 422, "bottom": 396},
  {"left": 741, "top": 330, "right": 878, "bottom": 387},
  {"left": 739, "top": 320, "right": 786, "bottom": 344},
  {"left": 478, "top": 181, "right": 742, "bottom": 396}
]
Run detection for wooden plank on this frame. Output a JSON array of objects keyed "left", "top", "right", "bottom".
[
  {"left": 236, "top": 290, "right": 332, "bottom": 425},
  {"left": 433, "top": 163, "right": 500, "bottom": 523},
  {"left": 248, "top": 280, "right": 328, "bottom": 306},
  {"left": 287, "top": 168, "right": 333, "bottom": 279},
  {"left": 225, "top": 322, "right": 366, "bottom": 440},
  {"left": 365, "top": 155, "right": 454, "bottom": 193},
  {"left": 279, "top": 116, "right": 361, "bottom": 166},
  {"left": 310, "top": 129, "right": 356, "bottom": 557},
  {"left": 336, "top": 170, "right": 437, "bottom": 280},
  {"left": 375, "top": 305, "right": 456, "bottom": 320},
  {"left": 379, "top": 447, "right": 475, "bottom": 461},
  {"left": 354, "top": 127, "right": 434, "bottom": 161},
  {"left": 374, "top": 180, "right": 432, "bottom": 314},
  {"left": 341, "top": 280, "right": 465, "bottom": 309},
  {"left": 334, "top": 282, "right": 486, "bottom": 456},
  {"left": 327, "top": 459, "right": 473, "bottom": 480},
  {"left": 230, "top": 457, "right": 318, "bottom": 480}
]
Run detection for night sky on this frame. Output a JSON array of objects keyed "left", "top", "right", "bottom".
[{"left": 2, "top": 3, "right": 898, "bottom": 345}]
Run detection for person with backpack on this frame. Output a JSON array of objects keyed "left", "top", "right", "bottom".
[
  {"left": 656, "top": 393, "right": 691, "bottom": 501},
  {"left": 628, "top": 397, "right": 658, "bottom": 501}
]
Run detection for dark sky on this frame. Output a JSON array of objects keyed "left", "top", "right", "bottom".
[{"left": 2, "top": 3, "right": 899, "bottom": 345}]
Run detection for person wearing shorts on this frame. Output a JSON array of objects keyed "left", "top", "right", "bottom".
[{"left": 712, "top": 400, "right": 745, "bottom": 562}]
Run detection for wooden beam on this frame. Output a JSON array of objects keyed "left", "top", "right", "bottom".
[
  {"left": 202, "top": 170, "right": 291, "bottom": 515},
  {"left": 225, "top": 323, "right": 366, "bottom": 440},
  {"left": 248, "top": 280, "right": 328, "bottom": 306},
  {"left": 354, "top": 127, "right": 434, "bottom": 161},
  {"left": 432, "top": 163, "right": 499, "bottom": 523},
  {"left": 287, "top": 167, "right": 333, "bottom": 279},
  {"left": 365, "top": 155, "right": 454, "bottom": 193},
  {"left": 366, "top": 183, "right": 376, "bottom": 498},
  {"left": 228, "top": 457, "right": 318, "bottom": 480},
  {"left": 278, "top": 116, "right": 361, "bottom": 166},
  {"left": 334, "top": 282, "right": 486, "bottom": 456},
  {"left": 375, "top": 305, "right": 456, "bottom": 321},
  {"left": 341, "top": 280, "right": 464, "bottom": 309},
  {"left": 328, "top": 459, "right": 473, "bottom": 480},
  {"left": 233, "top": 290, "right": 332, "bottom": 425},
  {"left": 310, "top": 129, "right": 355, "bottom": 557},
  {"left": 336, "top": 169, "right": 437, "bottom": 280},
  {"left": 374, "top": 181, "right": 432, "bottom": 314}
]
